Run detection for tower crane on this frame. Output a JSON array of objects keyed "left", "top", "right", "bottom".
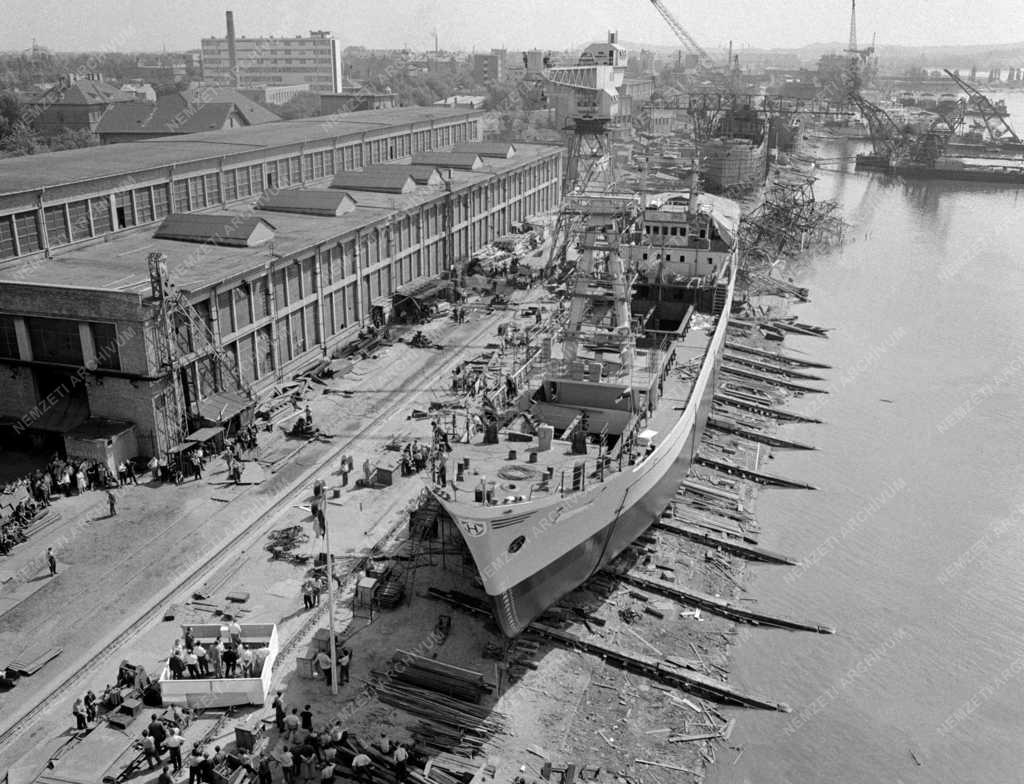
[{"left": 647, "top": 0, "right": 716, "bottom": 69}]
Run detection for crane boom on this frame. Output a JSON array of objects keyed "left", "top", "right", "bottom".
[
  {"left": 648, "top": 0, "right": 714, "bottom": 66},
  {"left": 943, "top": 69, "right": 1021, "bottom": 144}
]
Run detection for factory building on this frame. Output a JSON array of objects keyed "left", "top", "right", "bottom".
[
  {"left": 0, "top": 106, "right": 563, "bottom": 459},
  {"left": 201, "top": 15, "right": 343, "bottom": 93}
]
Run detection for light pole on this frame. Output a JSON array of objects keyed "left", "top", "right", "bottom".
[{"left": 320, "top": 487, "right": 339, "bottom": 696}]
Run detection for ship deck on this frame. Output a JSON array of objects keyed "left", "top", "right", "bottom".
[{"left": 445, "top": 320, "right": 717, "bottom": 507}]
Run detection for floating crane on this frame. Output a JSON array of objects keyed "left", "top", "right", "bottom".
[{"left": 943, "top": 69, "right": 1021, "bottom": 144}]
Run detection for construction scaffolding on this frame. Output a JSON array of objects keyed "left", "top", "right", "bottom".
[{"left": 147, "top": 252, "right": 250, "bottom": 457}]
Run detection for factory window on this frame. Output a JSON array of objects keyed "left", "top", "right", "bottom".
[
  {"left": 172, "top": 182, "right": 189, "bottom": 213},
  {"left": 205, "top": 174, "right": 221, "bottom": 205},
  {"left": 26, "top": 317, "right": 82, "bottom": 366},
  {"left": 302, "top": 154, "right": 313, "bottom": 180},
  {"left": 217, "top": 290, "right": 234, "bottom": 334},
  {"left": 252, "top": 276, "right": 270, "bottom": 320},
  {"left": 277, "top": 317, "right": 292, "bottom": 361},
  {"left": 271, "top": 267, "right": 287, "bottom": 308},
  {"left": 134, "top": 188, "right": 154, "bottom": 224},
  {"left": 44, "top": 206, "right": 69, "bottom": 246},
  {"left": 90, "top": 322, "right": 121, "bottom": 371},
  {"left": 234, "top": 285, "right": 253, "bottom": 330},
  {"left": 251, "top": 165, "right": 263, "bottom": 193},
  {"left": 313, "top": 151, "right": 325, "bottom": 178},
  {"left": 256, "top": 326, "right": 273, "bottom": 378},
  {"left": 299, "top": 256, "right": 315, "bottom": 296},
  {"left": 114, "top": 192, "right": 135, "bottom": 229},
  {"left": 324, "top": 151, "right": 335, "bottom": 175},
  {"left": 223, "top": 171, "right": 237, "bottom": 202},
  {"left": 0, "top": 316, "right": 18, "bottom": 358},
  {"left": 290, "top": 309, "right": 306, "bottom": 356},
  {"left": 277, "top": 159, "right": 291, "bottom": 188},
  {"left": 14, "top": 211, "right": 41, "bottom": 254},
  {"left": 329, "top": 246, "right": 342, "bottom": 284},
  {"left": 699, "top": 229, "right": 706, "bottom": 239},
  {"left": 343, "top": 241, "right": 356, "bottom": 277},
  {"left": 236, "top": 334, "right": 256, "bottom": 384},
  {"left": 304, "top": 302, "right": 318, "bottom": 345},
  {"left": 331, "top": 290, "right": 346, "bottom": 333},
  {"left": 68, "top": 201, "right": 91, "bottom": 241},
  {"left": 237, "top": 168, "right": 252, "bottom": 199},
  {"left": 284, "top": 263, "right": 301, "bottom": 301},
  {"left": 187, "top": 177, "right": 205, "bottom": 211}
]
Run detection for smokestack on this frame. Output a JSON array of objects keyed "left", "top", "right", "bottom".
[{"left": 226, "top": 10, "right": 239, "bottom": 87}]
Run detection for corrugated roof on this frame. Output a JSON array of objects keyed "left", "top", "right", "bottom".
[
  {"left": 255, "top": 189, "right": 357, "bottom": 217},
  {"left": 363, "top": 164, "right": 442, "bottom": 186},
  {"left": 454, "top": 142, "right": 517, "bottom": 159},
  {"left": 329, "top": 171, "right": 417, "bottom": 194},
  {"left": 154, "top": 214, "right": 277, "bottom": 246},
  {"left": 411, "top": 151, "right": 483, "bottom": 170},
  {"left": 96, "top": 89, "right": 280, "bottom": 137}
]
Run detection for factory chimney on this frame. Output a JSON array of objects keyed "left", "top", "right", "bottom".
[{"left": 226, "top": 10, "right": 239, "bottom": 87}]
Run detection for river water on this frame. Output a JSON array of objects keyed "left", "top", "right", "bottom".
[{"left": 709, "top": 94, "right": 1024, "bottom": 784}]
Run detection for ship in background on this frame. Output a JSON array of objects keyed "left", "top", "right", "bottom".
[
  {"left": 430, "top": 182, "right": 739, "bottom": 636},
  {"left": 699, "top": 104, "right": 769, "bottom": 193}
]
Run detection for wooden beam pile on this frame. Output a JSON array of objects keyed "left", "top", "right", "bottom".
[
  {"left": 370, "top": 677, "right": 506, "bottom": 757},
  {"left": 388, "top": 650, "right": 491, "bottom": 703}
]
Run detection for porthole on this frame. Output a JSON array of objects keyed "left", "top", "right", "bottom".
[{"left": 508, "top": 535, "right": 526, "bottom": 554}]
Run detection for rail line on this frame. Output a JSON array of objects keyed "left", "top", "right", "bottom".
[{"left": 0, "top": 309, "right": 513, "bottom": 756}]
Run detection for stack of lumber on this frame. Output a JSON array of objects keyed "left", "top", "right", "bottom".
[
  {"left": 370, "top": 676, "right": 505, "bottom": 756},
  {"left": 426, "top": 753, "right": 494, "bottom": 781},
  {"left": 387, "top": 651, "right": 490, "bottom": 703},
  {"left": 7, "top": 645, "right": 62, "bottom": 676}
]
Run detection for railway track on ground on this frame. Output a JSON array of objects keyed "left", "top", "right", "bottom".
[{"left": 0, "top": 306, "right": 522, "bottom": 756}]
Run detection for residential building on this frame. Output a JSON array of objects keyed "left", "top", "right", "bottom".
[
  {"left": 96, "top": 88, "right": 280, "bottom": 144},
  {"left": 471, "top": 52, "right": 504, "bottom": 84},
  {"left": 201, "top": 30, "right": 343, "bottom": 92},
  {"left": 0, "top": 107, "right": 562, "bottom": 457},
  {"left": 26, "top": 77, "right": 138, "bottom": 138}
]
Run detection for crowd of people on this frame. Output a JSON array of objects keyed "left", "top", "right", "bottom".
[
  {"left": 0, "top": 454, "right": 131, "bottom": 555},
  {"left": 270, "top": 696, "right": 415, "bottom": 784},
  {"left": 166, "top": 622, "right": 268, "bottom": 680}
]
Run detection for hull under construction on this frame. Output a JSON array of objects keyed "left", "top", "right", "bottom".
[{"left": 432, "top": 191, "right": 739, "bottom": 636}]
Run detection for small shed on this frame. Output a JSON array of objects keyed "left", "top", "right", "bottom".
[{"left": 63, "top": 418, "right": 138, "bottom": 474}]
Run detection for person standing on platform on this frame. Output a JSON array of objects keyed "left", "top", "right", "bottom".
[
  {"left": 47, "top": 547, "right": 57, "bottom": 576},
  {"left": 107, "top": 489, "right": 117, "bottom": 517},
  {"left": 228, "top": 618, "right": 242, "bottom": 647}
]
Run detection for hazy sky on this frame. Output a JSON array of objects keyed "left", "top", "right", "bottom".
[{"left": 2, "top": 0, "right": 1021, "bottom": 53}]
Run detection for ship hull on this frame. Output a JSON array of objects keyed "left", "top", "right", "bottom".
[
  {"left": 433, "top": 265, "right": 736, "bottom": 636},
  {"left": 486, "top": 351, "right": 720, "bottom": 634}
]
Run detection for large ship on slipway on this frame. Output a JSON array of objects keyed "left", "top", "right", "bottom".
[{"left": 431, "top": 184, "right": 740, "bottom": 636}]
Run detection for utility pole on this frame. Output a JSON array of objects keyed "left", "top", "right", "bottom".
[{"left": 321, "top": 487, "right": 339, "bottom": 695}]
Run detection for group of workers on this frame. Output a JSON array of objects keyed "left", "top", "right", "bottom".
[
  {"left": 166, "top": 622, "right": 264, "bottom": 680},
  {"left": 272, "top": 695, "right": 414, "bottom": 783}
]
